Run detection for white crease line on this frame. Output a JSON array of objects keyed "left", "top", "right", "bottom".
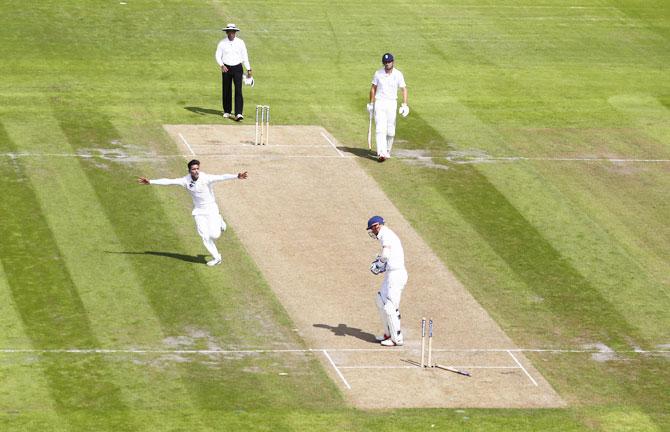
[
  {"left": 338, "top": 365, "right": 519, "bottom": 370},
  {"left": 507, "top": 350, "right": 538, "bottom": 386},
  {"left": 322, "top": 350, "right": 351, "bottom": 390},
  {"left": 178, "top": 133, "right": 196, "bottom": 156},
  {"left": 320, "top": 131, "right": 345, "bottom": 158},
  {"left": 195, "top": 154, "right": 354, "bottom": 159},
  {"left": 339, "top": 365, "right": 418, "bottom": 369},
  {"left": 312, "top": 348, "right": 408, "bottom": 352}
]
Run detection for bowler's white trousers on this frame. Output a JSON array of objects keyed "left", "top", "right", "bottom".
[{"left": 194, "top": 211, "right": 226, "bottom": 260}]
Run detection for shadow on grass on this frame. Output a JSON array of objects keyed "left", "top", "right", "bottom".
[
  {"left": 184, "top": 106, "right": 222, "bottom": 116},
  {"left": 313, "top": 323, "right": 378, "bottom": 343},
  {"left": 105, "top": 250, "right": 208, "bottom": 264}
]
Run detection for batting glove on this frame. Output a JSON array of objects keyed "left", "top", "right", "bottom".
[
  {"left": 399, "top": 104, "right": 409, "bottom": 117},
  {"left": 370, "top": 258, "right": 387, "bottom": 275},
  {"left": 367, "top": 103, "right": 374, "bottom": 114}
]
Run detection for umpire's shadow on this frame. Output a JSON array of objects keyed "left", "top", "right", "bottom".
[
  {"left": 313, "top": 323, "right": 378, "bottom": 343},
  {"left": 105, "top": 250, "right": 208, "bottom": 264},
  {"left": 184, "top": 106, "right": 223, "bottom": 116}
]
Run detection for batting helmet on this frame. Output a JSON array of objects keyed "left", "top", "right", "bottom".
[
  {"left": 367, "top": 215, "right": 385, "bottom": 230},
  {"left": 381, "top": 53, "right": 394, "bottom": 64}
]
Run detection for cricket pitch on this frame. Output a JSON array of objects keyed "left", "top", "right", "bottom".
[{"left": 164, "top": 124, "right": 565, "bottom": 409}]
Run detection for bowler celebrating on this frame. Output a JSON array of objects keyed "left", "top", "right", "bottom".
[{"left": 138, "top": 160, "right": 248, "bottom": 266}]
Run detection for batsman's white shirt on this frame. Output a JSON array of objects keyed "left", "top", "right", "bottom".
[
  {"left": 371, "top": 68, "right": 406, "bottom": 100},
  {"left": 377, "top": 225, "right": 408, "bottom": 324},
  {"left": 377, "top": 226, "right": 405, "bottom": 271},
  {"left": 215, "top": 37, "right": 251, "bottom": 70},
  {"left": 150, "top": 173, "right": 238, "bottom": 215}
]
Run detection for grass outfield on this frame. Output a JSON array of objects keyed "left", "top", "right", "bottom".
[{"left": 0, "top": 0, "right": 668, "bottom": 430}]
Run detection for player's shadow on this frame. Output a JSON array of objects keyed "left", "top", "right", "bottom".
[
  {"left": 313, "top": 323, "right": 378, "bottom": 343},
  {"left": 184, "top": 106, "right": 223, "bottom": 116},
  {"left": 338, "top": 147, "right": 378, "bottom": 161},
  {"left": 105, "top": 250, "right": 208, "bottom": 264}
]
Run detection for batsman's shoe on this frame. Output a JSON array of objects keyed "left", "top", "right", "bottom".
[
  {"left": 375, "top": 334, "right": 390, "bottom": 342},
  {"left": 380, "top": 338, "right": 403, "bottom": 347},
  {"left": 235, "top": 114, "right": 244, "bottom": 121},
  {"left": 223, "top": 113, "right": 231, "bottom": 118},
  {"left": 206, "top": 257, "right": 222, "bottom": 267}
]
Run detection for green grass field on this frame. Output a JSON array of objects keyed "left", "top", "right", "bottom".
[{"left": 1, "top": 0, "right": 668, "bottom": 430}]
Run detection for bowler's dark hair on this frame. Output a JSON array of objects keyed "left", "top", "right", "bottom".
[{"left": 187, "top": 159, "right": 200, "bottom": 169}]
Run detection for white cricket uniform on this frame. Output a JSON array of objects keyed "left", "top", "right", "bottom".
[
  {"left": 375, "top": 225, "right": 408, "bottom": 344},
  {"left": 150, "top": 172, "right": 238, "bottom": 260},
  {"left": 371, "top": 68, "right": 406, "bottom": 158}
]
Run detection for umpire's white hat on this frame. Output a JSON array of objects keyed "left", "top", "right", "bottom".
[{"left": 223, "top": 23, "right": 240, "bottom": 32}]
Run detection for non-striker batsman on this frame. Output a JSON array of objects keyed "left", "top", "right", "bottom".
[{"left": 367, "top": 53, "right": 409, "bottom": 162}]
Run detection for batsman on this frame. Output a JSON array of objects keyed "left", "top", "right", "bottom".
[
  {"left": 367, "top": 52, "right": 409, "bottom": 162},
  {"left": 367, "top": 216, "right": 408, "bottom": 346}
]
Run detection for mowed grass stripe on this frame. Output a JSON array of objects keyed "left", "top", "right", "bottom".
[
  {"left": 428, "top": 162, "right": 642, "bottom": 348},
  {"left": 0, "top": 124, "right": 138, "bottom": 430},
  {"left": 2, "top": 116, "right": 214, "bottom": 423},
  {"left": 529, "top": 162, "right": 670, "bottom": 341},
  {"left": 0, "top": 260, "right": 31, "bottom": 349},
  {"left": 0, "top": 261, "right": 67, "bottom": 432},
  {"left": 471, "top": 159, "right": 670, "bottom": 342},
  {"left": 3, "top": 115, "right": 166, "bottom": 349}
]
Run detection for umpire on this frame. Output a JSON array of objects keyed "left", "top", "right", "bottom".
[{"left": 215, "top": 23, "right": 253, "bottom": 121}]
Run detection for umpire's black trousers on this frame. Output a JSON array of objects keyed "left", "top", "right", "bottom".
[{"left": 221, "top": 63, "right": 244, "bottom": 116}]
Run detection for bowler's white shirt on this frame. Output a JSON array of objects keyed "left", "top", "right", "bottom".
[
  {"left": 150, "top": 173, "right": 237, "bottom": 215},
  {"left": 215, "top": 37, "right": 251, "bottom": 70},
  {"left": 372, "top": 68, "right": 406, "bottom": 101},
  {"left": 377, "top": 226, "right": 405, "bottom": 271}
]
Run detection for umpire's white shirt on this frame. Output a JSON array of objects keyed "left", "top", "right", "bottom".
[
  {"left": 215, "top": 37, "right": 251, "bottom": 70},
  {"left": 150, "top": 173, "right": 238, "bottom": 215},
  {"left": 372, "top": 68, "right": 406, "bottom": 101},
  {"left": 377, "top": 226, "right": 405, "bottom": 271}
]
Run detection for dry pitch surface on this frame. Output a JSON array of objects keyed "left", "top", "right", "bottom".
[{"left": 164, "top": 124, "right": 565, "bottom": 409}]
